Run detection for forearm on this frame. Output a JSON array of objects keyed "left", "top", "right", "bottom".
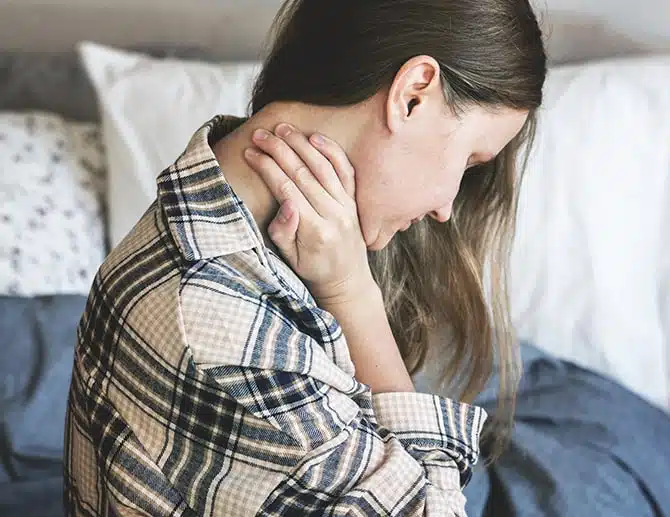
[{"left": 320, "top": 284, "right": 415, "bottom": 394}]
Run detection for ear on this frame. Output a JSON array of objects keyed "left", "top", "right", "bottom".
[{"left": 385, "top": 55, "right": 442, "bottom": 134}]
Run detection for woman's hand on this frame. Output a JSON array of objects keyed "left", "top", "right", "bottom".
[{"left": 243, "top": 123, "right": 375, "bottom": 304}]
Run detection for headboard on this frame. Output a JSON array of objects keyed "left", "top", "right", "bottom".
[{"left": 0, "top": 0, "right": 669, "bottom": 64}]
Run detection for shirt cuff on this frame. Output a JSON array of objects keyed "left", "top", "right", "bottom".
[{"left": 371, "top": 391, "right": 487, "bottom": 473}]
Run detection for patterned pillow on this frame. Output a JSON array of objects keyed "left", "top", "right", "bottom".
[{"left": 0, "top": 112, "right": 106, "bottom": 296}]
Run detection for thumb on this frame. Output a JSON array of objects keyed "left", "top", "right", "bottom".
[{"left": 268, "top": 201, "right": 299, "bottom": 260}]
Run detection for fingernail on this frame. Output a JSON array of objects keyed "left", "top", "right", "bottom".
[
  {"left": 275, "top": 123, "right": 293, "bottom": 138},
  {"left": 244, "top": 148, "right": 260, "bottom": 159},
  {"left": 253, "top": 129, "right": 270, "bottom": 141},
  {"left": 310, "top": 133, "right": 325, "bottom": 146}
]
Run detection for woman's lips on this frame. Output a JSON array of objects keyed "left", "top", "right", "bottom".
[{"left": 400, "top": 215, "right": 425, "bottom": 232}]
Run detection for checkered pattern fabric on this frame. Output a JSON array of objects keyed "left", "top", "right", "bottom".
[{"left": 64, "top": 116, "right": 487, "bottom": 516}]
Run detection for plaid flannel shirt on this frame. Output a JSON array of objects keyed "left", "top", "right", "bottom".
[{"left": 64, "top": 115, "right": 487, "bottom": 516}]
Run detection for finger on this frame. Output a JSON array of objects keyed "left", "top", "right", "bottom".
[
  {"left": 309, "top": 133, "right": 356, "bottom": 199},
  {"left": 268, "top": 200, "right": 299, "bottom": 262},
  {"left": 274, "top": 124, "right": 350, "bottom": 205},
  {"left": 243, "top": 145, "right": 319, "bottom": 224},
  {"left": 251, "top": 127, "right": 339, "bottom": 218}
]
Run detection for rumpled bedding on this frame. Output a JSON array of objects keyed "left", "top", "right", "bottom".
[{"left": 465, "top": 343, "right": 670, "bottom": 517}]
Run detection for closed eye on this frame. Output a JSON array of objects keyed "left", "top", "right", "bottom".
[
  {"left": 466, "top": 154, "right": 496, "bottom": 171},
  {"left": 464, "top": 158, "right": 495, "bottom": 176}
]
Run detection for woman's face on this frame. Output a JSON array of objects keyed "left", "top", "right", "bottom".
[{"left": 353, "top": 94, "right": 529, "bottom": 251}]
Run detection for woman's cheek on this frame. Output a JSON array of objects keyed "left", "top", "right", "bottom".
[{"left": 445, "top": 166, "right": 467, "bottom": 200}]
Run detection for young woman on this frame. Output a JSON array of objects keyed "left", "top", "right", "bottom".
[{"left": 64, "top": 1, "right": 546, "bottom": 515}]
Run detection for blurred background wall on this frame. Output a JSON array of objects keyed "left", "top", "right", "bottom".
[{"left": 0, "top": 0, "right": 668, "bottom": 63}]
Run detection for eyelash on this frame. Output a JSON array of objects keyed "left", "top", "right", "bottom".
[{"left": 466, "top": 156, "right": 495, "bottom": 172}]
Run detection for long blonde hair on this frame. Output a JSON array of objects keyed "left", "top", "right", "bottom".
[{"left": 370, "top": 115, "right": 537, "bottom": 456}]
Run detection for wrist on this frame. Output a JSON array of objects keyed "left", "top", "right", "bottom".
[{"left": 313, "top": 273, "right": 381, "bottom": 309}]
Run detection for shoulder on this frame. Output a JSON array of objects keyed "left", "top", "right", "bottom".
[{"left": 179, "top": 251, "right": 299, "bottom": 369}]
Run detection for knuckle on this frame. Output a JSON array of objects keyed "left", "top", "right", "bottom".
[
  {"left": 336, "top": 162, "right": 353, "bottom": 180},
  {"left": 340, "top": 214, "right": 355, "bottom": 230},
  {"left": 315, "top": 228, "right": 334, "bottom": 246},
  {"left": 336, "top": 213, "right": 355, "bottom": 232},
  {"left": 254, "top": 152, "right": 273, "bottom": 169},
  {"left": 321, "top": 161, "right": 337, "bottom": 176},
  {"left": 342, "top": 165, "right": 355, "bottom": 179},
  {"left": 278, "top": 180, "right": 295, "bottom": 199},
  {"left": 292, "top": 164, "right": 310, "bottom": 183}
]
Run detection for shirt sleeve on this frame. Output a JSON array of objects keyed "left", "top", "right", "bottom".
[
  {"left": 66, "top": 361, "right": 485, "bottom": 517},
  {"left": 204, "top": 365, "right": 487, "bottom": 516},
  {"left": 372, "top": 391, "right": 487, "bottom": 489}
]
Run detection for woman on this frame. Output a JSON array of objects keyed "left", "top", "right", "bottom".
[{"left": 64, "top": 1, "right": 546, "bottom": 515}]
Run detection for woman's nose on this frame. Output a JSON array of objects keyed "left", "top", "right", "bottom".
[{"left": 429, "top": 206, "right": 451, "bottom": 223}]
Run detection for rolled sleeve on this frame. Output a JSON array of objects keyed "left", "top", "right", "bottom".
[{"left": 372, "top": 391, "right": 487, "bottom": 487}]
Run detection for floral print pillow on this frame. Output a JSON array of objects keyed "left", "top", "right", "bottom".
[{"left": 0, "top": 112, "right": 106, "bottom": 296}]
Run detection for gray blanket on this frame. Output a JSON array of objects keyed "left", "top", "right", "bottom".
[{"left": 465, "top": 344, "right": 670, "bottom": 517}]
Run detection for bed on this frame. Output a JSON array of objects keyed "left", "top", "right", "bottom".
[{"left": 1, "top": 1, "right": 669, "bottom": 516}]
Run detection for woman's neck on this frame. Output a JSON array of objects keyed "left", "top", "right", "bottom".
[{"left": 211, "top": 101, "right": 371, "bottom": 245}]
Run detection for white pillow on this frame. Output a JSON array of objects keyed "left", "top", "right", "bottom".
[
  {"left": 0, "top": 112, "right": 106, "bottom": 296},
  {"left": 510, "top": 55, "right": 670, "bottom": 411},
  {"left": 78, "top": 41, "right": 262, "bottom": 247},
  {"left": 662, "top": 190, "right": 670, "bottom": 410}
]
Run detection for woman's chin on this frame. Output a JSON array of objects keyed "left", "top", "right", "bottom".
[{"left": 365, "top": 230, "right": 395, "bottom": 251}]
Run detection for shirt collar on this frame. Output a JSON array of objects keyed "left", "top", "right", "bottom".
[{"left": 157, "top": 115, "right": 260, "bottom": 261}]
